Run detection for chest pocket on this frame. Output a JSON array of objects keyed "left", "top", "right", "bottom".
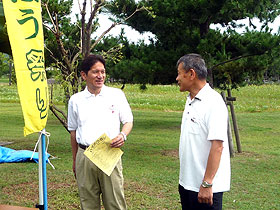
[{"left": 188, "top": 115, "right": 201, "bottom": 135}]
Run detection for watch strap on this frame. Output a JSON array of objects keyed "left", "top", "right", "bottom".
[{"left": 120, "top": 132, "right": 127, "bottom": 141}]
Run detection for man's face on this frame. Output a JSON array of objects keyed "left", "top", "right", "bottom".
[
  {"left": 176, "top": 63, "right": 191, "bottom": 92},
  {"left": 81, "top": 61, "right": 106, "bottom": 92}
]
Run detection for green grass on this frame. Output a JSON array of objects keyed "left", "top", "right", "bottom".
[
  {"left": 225, "top": 111, "right": 280, "bottom": 210},
  {"left": 231, "top": 85, "right": 280, "bottom": 112},
  {"left": 0, "top": 82, "right": 280, "bottom": 209},
  {"left": 0, "top": 76, "right": 9, "bottom": 84},
  {"left": 2, "top": 83, "right": 280, "bottom": 112}
]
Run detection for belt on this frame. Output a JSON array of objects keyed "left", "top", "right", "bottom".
[{"left": 78, "top": 144, "right": 89, "bottom": 150}]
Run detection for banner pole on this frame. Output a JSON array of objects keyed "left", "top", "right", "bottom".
[
  {"left": 41, "top": 129, "right": 48, "bottom": 210},
  {"left": 38, "top": 135, "right": 44, "bottom": 208}
]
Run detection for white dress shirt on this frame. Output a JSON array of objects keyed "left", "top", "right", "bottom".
[
  {"left": 68, "top": 85, "right": 133, "bottom": 146},
  {"left": 179, "top": 83, "right": 231, "bottom": 193}
]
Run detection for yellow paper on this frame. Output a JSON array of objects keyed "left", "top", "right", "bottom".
[
  {"left": 84, "top": 133, "right": 123, "bottom": 176},
  {"left": 3, "top": 0, "right": 48, "bottom": 136}
]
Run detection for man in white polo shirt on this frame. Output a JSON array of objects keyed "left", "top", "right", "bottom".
[
  {"left": 68, "top": 54, "right": 133, "bottom": 210},
  {"left": 176, "top": 54, "right": 230, "bottom": 210}
]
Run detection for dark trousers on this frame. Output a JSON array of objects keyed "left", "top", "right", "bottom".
[{"left": 179, "top": 185, "right": 223, "bottom": 210}]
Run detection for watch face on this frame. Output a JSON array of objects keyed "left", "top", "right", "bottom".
[{"left": 202, "top": 181, "right": 212, "bottom": 188}]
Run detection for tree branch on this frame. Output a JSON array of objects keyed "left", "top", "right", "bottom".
[
  {"left": 124, "top": 6, "right": 145, "bottom": 22},
  {"left": 90, "top": 6, "right": 145, "bottom": 52},
  {"left": 90, "top": 22, "right": 118, "bottom": 51},
  {"left": 49, "top": 85, "right": 69, "bottom": 133},
  {"left": 43, "top": 2, "right": 73, "bottom": 75},
  {"left": 45, "top": 46, "right": 68, "bottom": 72},
  {"left": 43, "top": 23, "right": 56, "bottom": 34},
  {"left": 209, "top": 52, "right": 266, "bottom": 71},
  {"left": 83, "top": 0, "right": 104, "bottom": 57},
  {"left": 81, "top": 0, "right": 87, "bottom": 55},
  {"left": 49, "top": 104, "right": 69, "bottom": 133},
  {"left": 43, "top": 2, "right": 57, "bottom": 33}
]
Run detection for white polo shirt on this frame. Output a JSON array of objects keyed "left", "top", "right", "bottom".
[
  {"left": 68, "top": 85, "right": 133, "bottom": 146},
  {"left": 179, "top": 83, "right": 231, "bottom": 193}
]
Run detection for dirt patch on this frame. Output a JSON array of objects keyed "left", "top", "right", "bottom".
[
  {"left": 124, "top": 180, "right": 149, "bottom": 193},
  {"left": 0, "top": 141, "right": 13, "bottom": 146},
  {"left": 234, "top": 151, "right": 263, "bottom": 158},
  {"left": 161, "top": 149, "right": 179, "bottom": 158},
  {"left": 2, "top": 182, "right": 38, "bottom": 206}
]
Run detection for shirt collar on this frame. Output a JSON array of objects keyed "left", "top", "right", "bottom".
[
  {"left": 194, "top": 83, "right": 210, "bottom": 101},
  {"left": 83, "top": 85, "right": 106, "bottom": 98},
  {"left": 187, "top": 83, "right": 210, "bottom": 101}
]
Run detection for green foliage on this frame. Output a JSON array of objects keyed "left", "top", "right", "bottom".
[
  {"left": 0, "top": 1, "right": 12, "bottom": 55},
  {"left": 265, "top": 51, "right": 280, "bottom": 81},
  {"left": 42, "top": 0, "right": 81, "bottom": 70},
  {"left": 42, "top": 0, "right": 73, "bottom": 20},
  {"left": 95, "top": 34, "right": 125, "bottom": 66},
  {"left": 114, "top": 0, "right": 280, "bottom": 40},
  {"left": 109, "top": 59, "right": 154, "bottom": 84},
  {"left": 213, "top": 61, "right": 247, "bottom": 90},
  {"left": 41, "top": 0, "right": 147, "bottom": 110},
  {"left": 107, "top": 0, "right": 280, "bottom": 88},
  {"left": 0, "top": 52, "right": 10, "bottom": 77},
  {"left": 95, "top": 33, "right": 168, "bottom": 84},
  {"left": 209, "top": 30, "right": 280, "bottom": 88},
  {"left": 41, "top": 0, "right": 147, "bottom": 129}
]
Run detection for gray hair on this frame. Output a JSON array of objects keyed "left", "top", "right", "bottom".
[{"left": 176, "top": 53, "right": 207, "bottom": 80}]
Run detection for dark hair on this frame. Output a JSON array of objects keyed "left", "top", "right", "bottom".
[
  {"left": 80, "top": 54, "right": 106, "bottom": 74},
  {"left": 176, "top": 53, "right": 207, "bottom": 80}
]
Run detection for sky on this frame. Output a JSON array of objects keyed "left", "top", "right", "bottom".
[
  {"left": 72, "top": 1, "right": 280, "bottom": 44},
  {"left": 211, "top": 16, "right": 280, "bottom": 34}
]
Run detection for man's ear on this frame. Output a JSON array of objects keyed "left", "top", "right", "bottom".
[
  {"left": 81, "top": 71, "right": 86, "bottom": 80},
  {"left": 189, "top": 69, "right": 196, "bottom": 79}
]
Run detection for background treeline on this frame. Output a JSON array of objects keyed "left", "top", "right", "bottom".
[
  {"left": 1, "top": 0, "right": 280, "bottom": 90},
  {"left": 103, "top": 0, "right": 280, "bottom": 89}
]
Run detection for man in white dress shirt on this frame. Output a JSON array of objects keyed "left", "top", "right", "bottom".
[
  {"left": 176, "top": 54, "right": 231, "bottom": 210},
  {"left": 68, "top": 54, "right": 133, "bottom": 210}
]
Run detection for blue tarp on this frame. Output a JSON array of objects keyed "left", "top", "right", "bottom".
[{"left": 0, "top": 146, "right": 50, "bottom": 163}]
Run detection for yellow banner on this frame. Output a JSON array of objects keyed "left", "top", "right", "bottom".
[{"left": 3, "top": 0, "right": 48, "bottom": 136}]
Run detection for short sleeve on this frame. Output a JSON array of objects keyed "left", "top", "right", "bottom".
[
  {"left": 67, "top": 97, "right": 78, "bottom": 131},
  {"left": 206, "top": 96, "right": 228, "bottom": 142},
  {"left": 118, "top": 90, "right": 133, "bottom": 124}
]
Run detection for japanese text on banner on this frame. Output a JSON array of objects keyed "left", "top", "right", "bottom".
[{"left": 3, "top": 0, "right": 48, "bottom": 136}]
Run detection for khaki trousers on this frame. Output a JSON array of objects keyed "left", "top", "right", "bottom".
[{"left": 76, "top": 147, "right": 127, "bottom": 210}]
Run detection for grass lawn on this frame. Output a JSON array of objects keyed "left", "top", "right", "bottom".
[{"left": 0, "top": 82, "right": 280, "bottom": 209}]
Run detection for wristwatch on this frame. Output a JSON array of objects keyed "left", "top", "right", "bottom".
[
  {"left": 120, "top": 132, "right": 127, "bottom": 141},
  {"left": 201, "top": 181, "right": 212, "bottom": 188}
]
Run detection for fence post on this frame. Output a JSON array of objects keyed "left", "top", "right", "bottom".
[
  {"left": 221, "top": 91, "right": 235, "bottom": 157},
  {"left": 227, "top": 89, "right": 242, "bottom": 153}
]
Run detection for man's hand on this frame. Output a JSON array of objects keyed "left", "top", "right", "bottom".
[
  {"left": 198, "top": 186, "right": 213, "bottom": 206},
  {"left": 111, "top": 134, "right": 125, "bottom": 148}
]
